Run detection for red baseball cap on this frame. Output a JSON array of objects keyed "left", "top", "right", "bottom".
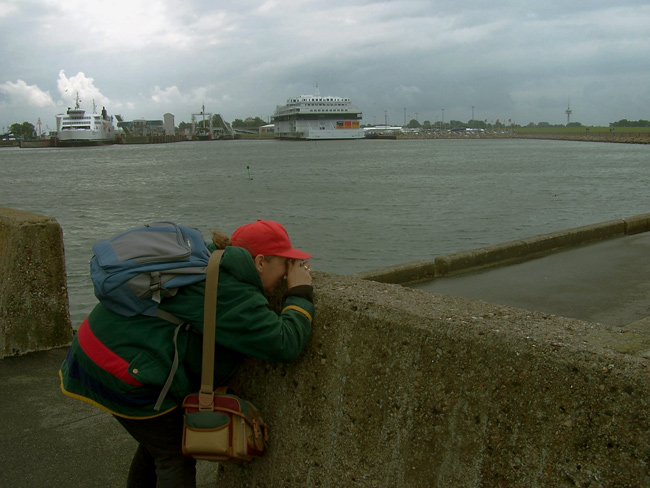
[{"left": 231, "top": 220, "right": 312, "bottom": 260}]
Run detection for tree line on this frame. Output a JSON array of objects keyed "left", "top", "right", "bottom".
[
  {"left": 177, "top": 116, "right": 267, "bottom": 131},
  {"left": 402, "top": 118, "right": 650, "bottom": 130},
  {"left": 3, "top": 122, "right": 37, "bottom": 139},
  {"left": 610, "top": 119, "right": 650, "bottom": 127}
]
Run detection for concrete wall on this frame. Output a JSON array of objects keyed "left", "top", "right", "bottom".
[
  {"left": 2, "top": 209, "right": 648, "bottom": 485},
  {"left": 0, "top": 208, "right": 72, "bottom": 357},
  {"left": 217, "top": 272, "right": 650, "bottom": 487},
  {"left": 355, "top": 212, "right": 650, "bottom": 285}
]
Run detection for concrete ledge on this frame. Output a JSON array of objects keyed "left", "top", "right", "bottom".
[
  {"left": 624, "top": 213, "right": 650, "bottom": 235},
  {"left": 357, "top": 214, "right": 650, "bottom": 284},
  {"left": 433, "top": 219, "right": 625, "bottom": 277},
  {"left": 0, "top": 208, "right": 73, "bottom": 357},
  {"left": 216, "top": 272, "right": 650, "bottom": 487},
  {"left": 354, "top": 259, "right": 436, "bottom": 284}
]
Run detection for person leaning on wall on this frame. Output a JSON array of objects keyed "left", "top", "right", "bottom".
[{"left": 59, "top": 219, "right": 314, "bottom": 488}]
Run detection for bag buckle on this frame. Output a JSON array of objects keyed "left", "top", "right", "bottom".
[
  {"left": 150, "top": 271, "right": 162, "bottom": 303},
  {"left": 198, "top": 390, "right": 213, "bottom": 411}
]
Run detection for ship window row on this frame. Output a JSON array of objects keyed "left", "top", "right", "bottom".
[
  {"left": 295, "top": 107, "right": 349, "bottom": 110},
  {"left": 296, "top": 109, "right": 350, "bottom": 112},
  {"left": 291, "top": 98, "right": 350, "bottom": 102},
  {"left": 286, "top": 104, "right": 349, "bottom": 109},
  {"left": 279, "top": 108, "right": 352, "bottom": 114}
]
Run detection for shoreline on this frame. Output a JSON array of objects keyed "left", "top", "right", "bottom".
[
  {"left": 396, "top": 130, "right": 650, "bottom": 144},
  {"left": 3, "top": 131, "right": 649, "bottom": 148}
]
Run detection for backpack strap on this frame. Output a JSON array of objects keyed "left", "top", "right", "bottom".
[
  {"left": 153, "top": 309, "right": 185, "bottom": 411},
  {"left": 153, "top": 321, "right": 185, "bottom": 411},
  {"left": 156, "top": 308, "right": 184, "bottom": 326},
  {"left": 199, "top": 249, "right": 224, "bottom": 411},
  {"left": 152, "top": 250, "right": 223, "bottom": 412}
]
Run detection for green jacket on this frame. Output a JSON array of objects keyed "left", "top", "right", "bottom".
[{"left": 59, "top": 245, "right": 314, "bottom": 418}]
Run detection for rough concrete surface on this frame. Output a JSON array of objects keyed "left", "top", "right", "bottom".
[
  {"left": 2, "top": 209, "right": 649, "bottom": 487},
  {"left": 0, "top": 207, "right": 72, "bottom": 357},
  {"left": 0, "top": 347, "right": 218, "bottom": 488},
  {"left": 216, "top": 272, "right": 649, "bottom": 487}
]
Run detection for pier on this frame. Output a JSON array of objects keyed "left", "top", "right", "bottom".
[{"left": 1, "top": 208, "right": 649, "bottom": 487}]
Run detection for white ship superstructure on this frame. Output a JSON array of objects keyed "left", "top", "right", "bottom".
[
  {"left": 56, "top": 95, "right": 115, "bottom": 146},
  {"left": 273, "top": 88, "right": 363, "bottom": 140}
]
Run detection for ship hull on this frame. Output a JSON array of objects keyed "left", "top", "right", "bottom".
[
  {"left": 273, "top": 91, "right": 364, "bottom": 141},
  {"left": 276, "top": 130, "right": 364, "bottom": 140},
  {"left": 56, "top": 100, "right": 116, "bottom": 147},
  {"left": 56, "top": 136, "right": 115, "bottom": 147},
  {"left": 274, "top": 115, "right": 364, "bottom": 140}
]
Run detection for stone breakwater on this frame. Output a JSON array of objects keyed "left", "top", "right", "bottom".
[
  {"left": 512, "top": 131, "right": 650, "bottom": 144},
  {"left": 396, "top": 130, "right": 650, "bottom": 144},
  {"left": 353, "top": 213, "right": 650, "bottom": 285},
  {"left": 2, "top": 208, "right": 650, "bottom": 487},
  {"left": 0, "top": 208, "right": 72, "bottom": 357},
  {"left": 220, "top": 271, "right": 650, "bottom": 487}
]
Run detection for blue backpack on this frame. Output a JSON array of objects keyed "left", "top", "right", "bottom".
[
  {"left": 90, "top": 222, "right": 213, "bottom": 411},
  {"left": 90, "top": 221, "right": 211, "bottom": 320}
]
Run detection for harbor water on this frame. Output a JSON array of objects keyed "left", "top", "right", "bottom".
[{"left": 1, "top": 138, "right": 649, "bottom": 325}]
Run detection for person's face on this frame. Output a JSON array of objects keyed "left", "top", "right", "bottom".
[{"left": 255, "top": 255, "right": 289, "bottom": 293}]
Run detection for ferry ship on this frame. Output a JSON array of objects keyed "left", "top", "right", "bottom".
[
  {"left": 273, "top": 87, "right": 363, "bottom": 140},
  {"left": 56, "top": 95, "right": 115, "bottom": 146}
]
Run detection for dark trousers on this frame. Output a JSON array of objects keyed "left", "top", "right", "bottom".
[{"left": 114, "top": 408, "right": 196, "bottom": 488}]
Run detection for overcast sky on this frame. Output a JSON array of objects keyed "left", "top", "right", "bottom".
[{"left": 1, "top": 0, "right": 649, "bottom": 132}]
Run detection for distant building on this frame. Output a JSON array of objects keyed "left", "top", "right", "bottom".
[
  {"left": 117, "top": 119, "right": 165, "bottom": 137},
  {"left": 164, "top": 113, "right": 175, "bottom": 135},
  {"left": 259, "top": 124, "right": 275, "bottom": 135}
]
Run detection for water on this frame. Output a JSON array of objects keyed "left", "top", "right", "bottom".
[{"left": 2, "top": 138, "right": 649, "bottom": 325}]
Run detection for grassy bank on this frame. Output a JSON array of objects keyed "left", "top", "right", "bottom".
[
  {"left": 396, "top": 127, "right": 650, "bottom": 144},
  {"left": 512, "top": 126, "right": 650, "bottom": 144},
  {"left": 516, "top": 126, "right": 650, "bottom": 134}
]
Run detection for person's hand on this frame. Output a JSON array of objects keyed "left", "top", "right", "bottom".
[{"left": 286, "top": 259, "right": 312, "bottom": 288}]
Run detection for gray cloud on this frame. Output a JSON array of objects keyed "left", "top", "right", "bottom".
[{"left": 1, "top": 0, "right": 649, "bottom": 130}]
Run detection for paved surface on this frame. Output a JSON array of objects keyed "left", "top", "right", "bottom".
[
  {"left": 0, "top": 348, "right": 218, "bottom": 487},
  {"left": 1, "top": 232, "right": 649, "bottom": 487},
  {"left": 412, "top": 232, "right": 650, "bottom": 327}
]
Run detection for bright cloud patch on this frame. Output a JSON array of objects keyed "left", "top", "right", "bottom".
[
  {"left": 0, "top": 80, "right": 55, "bottom": 107},
  {"left": 57, "top": 70, "right": 110, "bottom": 108}
]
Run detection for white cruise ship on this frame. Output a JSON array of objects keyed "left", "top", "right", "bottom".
[
  {"left": 273, "top": 87, "right": 363, "bottom": 140},
  {"left": 56, "top": 95, "right": 115, "bottom": 146}
]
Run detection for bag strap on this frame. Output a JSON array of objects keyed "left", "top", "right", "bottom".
[{"left": 199, "top": 249, "right": 224, "bottom": 411}]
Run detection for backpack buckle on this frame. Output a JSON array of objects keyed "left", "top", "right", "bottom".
[{"left": 150, "top": 271, "right": 162, "bottom": 303}]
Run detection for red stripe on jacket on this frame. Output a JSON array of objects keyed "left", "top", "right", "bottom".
[{"left": 76, "top": 317, "right": 143, "bottom": 386}]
